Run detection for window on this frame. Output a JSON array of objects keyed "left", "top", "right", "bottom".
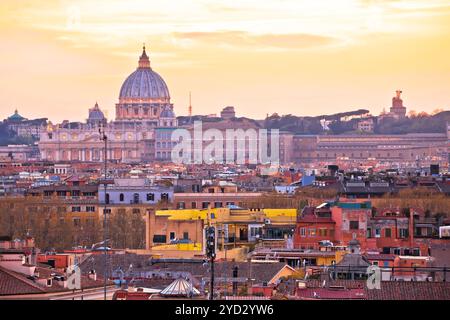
[
  {"left": 375, "top": 228, "right": 381, "bottom": 237},
  {"left": 300, "top": 228, "right": 306, "bottom": 237},
  {"left": 105, "top": 193, "right": 110, "bottom": 204},
  {"left": 202, "top": 202, "right": 210, "bottom": 209},
  {"left": 73, "top": 218, "right": 81, "bottom": 227},
  {"left": 308, "top": 228, "right": 316, "bottom": 236},
  {"left": 153, "top": 235, "right": 167, "bottom": 243},
  {"left": 132, "top": 209, "right": 140, "bottom": 214},
  {"left": 349, "top": 221, "right": 359, "bottom": 230},
  {"left": 385, "top": 228, "right": 391, "bottom": 238},
  {"left": 83, "top": 192, "right": 96, "bottom": 198},
  {"left": 250, "top": 227, "right": 262, "bottom": 238},
  {"left": 119, "top": 193, "right": 124, "bottom": 202},
  {"left": 71, "top": 206, "right": 81, "bottom": 212},
  {"left": 71, "top": 190, "right": 80, "bottom": 198},
  {"left": 400, "top": 229, "right": 408, "bottom": 238},
  {"left": 169, "top": 232, "right": 176, "bottom": 240},
  {"left": 183, "top": 232, "right": 189, "bottom": 240},
  {"left": 147, "top": 193, "right": 155, "bottom": 201},
  {"left": 191, "top": 202, "right": 197, "bottom": 209},
  {"left": 133, "top": 193, "right": 140, "bottom": 204},
  {"left": 177, "top": 202, "right": 185, "bottom": 209},
  {"left": 319, "top": 228, "right": 328, "bottom": 236},
  {"left": 86, "top": 206, "right": 96, "bottom": 212},
  {"left": 214, "top": 202, "right": 223, "bottom": 208},
  {"left": 160, "top": 193, "right": 169, "bottom": 201}
]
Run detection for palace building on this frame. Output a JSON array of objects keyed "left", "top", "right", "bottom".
[
  {"left": 39, "top": 46, "right": 177, "bottom": 163},
  {"left": 38, "top": 48, "right": 448, "bottom": 166}
]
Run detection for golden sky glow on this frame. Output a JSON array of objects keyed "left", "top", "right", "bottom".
[{"left": 0, "top": 0, "right": 449, "bottom": 122}]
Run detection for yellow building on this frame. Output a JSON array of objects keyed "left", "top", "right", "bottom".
[{"left": 146, "top": 207, "right": 297, "bottom": 254}]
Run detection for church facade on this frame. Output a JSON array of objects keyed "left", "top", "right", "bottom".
[{"left": 38, "top": 46, "right": 178, "bottom": 163}]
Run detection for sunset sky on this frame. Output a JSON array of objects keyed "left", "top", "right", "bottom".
[{"left": 0, "top": 0, "right": 449, "bottom": 123}]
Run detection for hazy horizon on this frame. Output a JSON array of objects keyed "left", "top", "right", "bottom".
[{"left": 1, "top": 0, "right": 449, "bottom": 123}]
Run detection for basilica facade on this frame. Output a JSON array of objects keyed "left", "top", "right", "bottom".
[{"left": 39, "top": 46, "right": 178, "bottom": 163}]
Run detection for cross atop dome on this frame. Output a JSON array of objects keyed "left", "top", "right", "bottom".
[{"left": 138, "top": 43, "right": 151, "bottom": 69}]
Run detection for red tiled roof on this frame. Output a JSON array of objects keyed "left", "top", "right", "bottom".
[
  {"left": 303, "top": 280, "right": 450, "bottom": 300},
  {"left": 368, "top": 281, "right": 450, "bottom": 300},
  {"left": 0, "top": 266, "right": 45, "bottom": 296},
  {"left": 297, "top": 287, "right": 366, "bottom": 300}
]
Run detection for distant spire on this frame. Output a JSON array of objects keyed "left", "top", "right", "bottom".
[
  {"left": 138, "top": 43, "right": 151, "bottom": 69},
  {"left": 188, "top": 91, "right": 192, "bottom": 117}
]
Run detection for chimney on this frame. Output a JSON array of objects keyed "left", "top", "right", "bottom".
[{"left": 30, "top": 247, "right": 37, "bottom": 266}]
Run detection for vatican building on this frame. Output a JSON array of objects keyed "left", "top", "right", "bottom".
[{"left": 39, "top": 46, "right": 178, "bottom": 163}]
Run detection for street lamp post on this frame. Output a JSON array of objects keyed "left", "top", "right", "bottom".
[
  {"left": 205, "top": 226, "right": 216, "bottom": 300},
  {"left": 99, "top": 124, "right": 108, "bottom": 300}
]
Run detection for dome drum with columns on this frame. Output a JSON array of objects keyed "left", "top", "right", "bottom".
[{"left": 115, "top": 45, "right": 176, "bottom": 123}]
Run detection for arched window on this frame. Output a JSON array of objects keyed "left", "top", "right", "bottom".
[
  {"left": 119, "top": 193, "right": 124, "bottom": 202},
  {"left": 105, "top": 193, "right": 110, "bottom": 204}
]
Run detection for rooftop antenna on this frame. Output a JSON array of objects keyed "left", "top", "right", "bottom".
[{"left": 188, "top": 91, "right": 192, "bottom": 117}]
